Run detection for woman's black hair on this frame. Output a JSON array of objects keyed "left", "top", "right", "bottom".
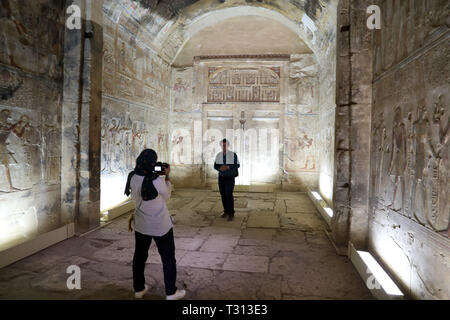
[{"left": 124, "top": 149, "right": 160, "bottom": 201}]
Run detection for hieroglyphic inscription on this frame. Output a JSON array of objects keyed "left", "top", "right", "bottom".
[{"left": 207, "top": 68, "right": 280, "bottom": 103}]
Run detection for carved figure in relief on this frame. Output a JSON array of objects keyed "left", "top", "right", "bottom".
[
  {"left": 173, "top": 77, "right": 190, "bottom": 111},
  {"left": 0, "top": 109, "right": 16, "bottom": 192},
  {"left": 404, "top": 112, "right": 415, "bottom": 217},
  {"left": 120, "top": 114, "right": 133, "bottom": 170},
  {"left": 42, "top": 112, "right": 59, "bottom": 183},
  {"left": 412, "top": 105, "right": 431, "bottom": 225},
  {"left": 286, "top": 130, "right": 315, "bottom": 172},
  {"left": 131, "top": 122, "right": 140, "bottom": 161},
  {"left": 102, "top": 41, "right": 115, "bottom": 74},
  {"left": 171, "top": 130, "right": 185, "bottom": 165},
  {"left": 372, "top": 112, "right": 385, "bottom": 198},
  {"left": 106, "top": 118, "right": 121, "bottom": 173},
  {"left": 102, "top": 115, "right": 149, "bottom": 174},
  {"left": 136, "top": 122, "right": 148, "bottom": 157},
  {"left": 101, "top": 118, "right": 109, "bottom": 172},
  {"left": 0, "top": 112, "right": 33, "bottom": 191},
  {"left": 290, "top": 56, "right": 317, "bottom": 106},
  {"left": 388, "top": 107, "right": 407, "bottom": 212},
  {"left": 299, "top": 79, "right": 315, "bottom": 106},
  {"left": 379, "top": 125, "right": 390, "bottom": 205},
  {"left": 157, "top": 128, "right": 167, "bottom": 161},
  {"left": 426, "top": 96, "right": 449, "bottom": 231},
  {"left": 298, "top": 133, "right": 315, "bottom": 170},
  {"left": 119, "top": 42, "right": 135, "bottom": 76},
  {"left": 173, "top": 78, "right": 189, "bottom": 92}
]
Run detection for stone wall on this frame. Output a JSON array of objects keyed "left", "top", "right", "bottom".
[
  {"left": 317, "top": 32, "right": 337, "bottom": 205},
  {"left": 101, "top": 4, "right": 171, "bottom": 210},
  {"left": 286, "top": 54, "right": 320, "bottom": 189},
  {"left": 169, "top": 66, "right": 204, "bottom": 188},
  {"left": 331, "top": 0, "right": 374, "bottom": 251},
  {"left": 304, "top": 0, "right": 338, "bottom": 205},
  {"left": 368, "top": 0, "right": 449, "bottom": 299},
  {"left": 0, "top": 0, "right": 66, "bottom": 251}
]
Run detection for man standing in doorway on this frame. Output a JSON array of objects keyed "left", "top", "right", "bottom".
[{"left": 214, "top": 139, "right": 240, "bottom": 221}]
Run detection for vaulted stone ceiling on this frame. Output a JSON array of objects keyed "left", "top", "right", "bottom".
[
  {"left": 173, "top": 15, "right": 313, "bottom": 66},
  {"left": 133, "top": 0, "right": 330, "bottom": 21},
  {"left": 103, "top": 0, "right": 337, "bottom": 65}
]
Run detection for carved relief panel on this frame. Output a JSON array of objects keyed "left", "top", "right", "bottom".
[
  {"left": 207, "top": 67, "right": 280, "bottom": 103},
  {"left": 371, "top": 95, "right": 449, "bottom": 234},
  {"left": 0, "top": 107, "right": 55, "bottom": 193},
  {"left": 285, "top": 115, "right": 318, "bottom": 173}
]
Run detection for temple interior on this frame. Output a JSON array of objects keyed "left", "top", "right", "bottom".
[{"left": 0, "top": 0, "right": 449, "bottom": 300}]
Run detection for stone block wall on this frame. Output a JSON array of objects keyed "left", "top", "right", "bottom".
[
  {"left": 368, "top": 0, "right": 449, "bottom": 299},
  {"left": 168, "top": 66, "right": 204, "bottom": 188},
  {"left": 286, "top": 53, "right": 320, "bottom": 190},
  {"left": 100, "top": 3, "right": 171, "bottom": 210},
  {"left": 0, "top": 0, "right": 66, "bottom": 251}
]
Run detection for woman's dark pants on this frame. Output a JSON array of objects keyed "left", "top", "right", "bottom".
[{"left": 133, "top": 229, "right": 177, "bottom": 296}]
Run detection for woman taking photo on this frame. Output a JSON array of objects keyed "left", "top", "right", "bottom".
[{"left": 125, "top": 149, "right": 186, "bottom": 300}]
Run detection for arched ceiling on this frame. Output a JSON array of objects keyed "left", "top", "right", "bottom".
[
  {"left": 103, "top": 0, "right": 338, "bottom": 65},
  {"left": 173, "top": 15, "right": 313, "bottom": 67}
]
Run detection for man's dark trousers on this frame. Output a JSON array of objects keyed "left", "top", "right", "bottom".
[{"left": 218, "top": 176, "right": 235, "bottom": 216}]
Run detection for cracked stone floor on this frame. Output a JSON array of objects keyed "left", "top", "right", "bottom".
[{"left": 0, "top": 189, "right": 372, "bottom": 300}]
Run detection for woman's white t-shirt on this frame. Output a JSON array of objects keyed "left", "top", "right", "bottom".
[{"left": 130, "top": 175, "right": 173, "bottom": 237}]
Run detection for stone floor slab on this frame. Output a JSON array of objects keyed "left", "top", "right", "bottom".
[
  {"left": 281, "top": 212, "right": 326, "bottom": 231},
  {"left": 207, "top": 271, "right": 283, "bottom": 300},
  {"left": 175, "top": 238, "right": 205, "bottom": 251},
  {"left": 239, "top": 238, "right": 272, "bottom": 247},
  {"left": 247, "top": 200, "right": 275, "bottom": 211},
  {"left": 247, "top": 212, "right": 280, "bottom": 228},
  {"left": 268, "top": 256, "right": 309, "bottom": 275},
  {"left": 178, "top": 251, "right": 228, "bottom": 270},
  {"left": 241, "top": 228, "right": 276, "bottom": 240},
  {"left": 197, "top": 226, "right": 242, "bottom": 238},
  {"left": 173, "top": 225, "right": 200, "bottom": 238},
  {"left": 233, "top": 245, "right": 271, "bottom": 257},
  {"left": 222, "top": 254, "right": 269, "bottom": 273},
  {"left": 200, "top": 235, "right": 239, "bottom": 253},
  {"left": 285, "top": 197, "right": 318, "bottom": 213},
  {"left": 211, "top": 215, "right": 245, "bottom": 228}
]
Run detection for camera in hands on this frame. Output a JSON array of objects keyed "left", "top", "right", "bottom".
[{"left": 152, "top": 162, "right": 170, "bottom": 175}]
